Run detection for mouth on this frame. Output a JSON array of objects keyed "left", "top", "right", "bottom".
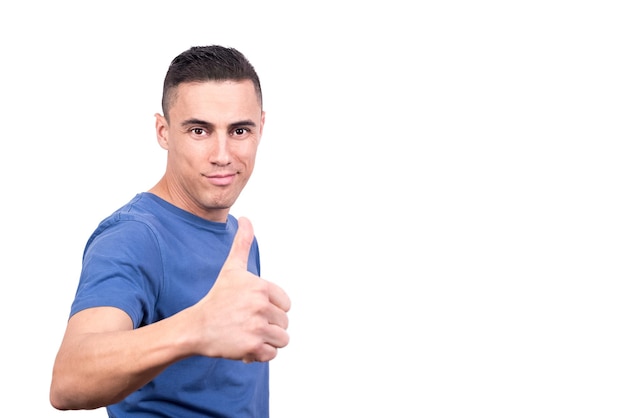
[{"left": 203, "top": 172, "right": 237, "bottom": 186}]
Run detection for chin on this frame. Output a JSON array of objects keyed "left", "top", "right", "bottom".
[{"left": 204, "top": 196, "right": 237, "bottom": 211}]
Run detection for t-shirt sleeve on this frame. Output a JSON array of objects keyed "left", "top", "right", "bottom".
[{"left": 70, "top": 218, "right": 163, "bottom": 328}]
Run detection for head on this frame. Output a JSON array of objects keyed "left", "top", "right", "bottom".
[
  {"left": 162, "top": 45, "right": 263, "bottom": 122},
  {"left": 152, "top": 45, "right": 265, "bottom": 222}
]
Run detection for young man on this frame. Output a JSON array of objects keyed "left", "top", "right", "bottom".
[{"left": 50, "top": 45, "right": 291, "bottom": 417}]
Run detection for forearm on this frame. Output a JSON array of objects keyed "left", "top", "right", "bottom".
[{"left": 50, "top": 315, "right": 191, "bottom": 410}]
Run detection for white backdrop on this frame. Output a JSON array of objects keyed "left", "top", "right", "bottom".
[{"left": 1, "top": 1, "right": 625, "bottom": 416}]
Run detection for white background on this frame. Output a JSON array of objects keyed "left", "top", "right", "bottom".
[{"left": 1, "top": 1, "right": 625, "bottom": 416}]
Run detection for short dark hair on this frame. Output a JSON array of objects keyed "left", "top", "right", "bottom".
[{"left": 161, "top": 45, "right": 262, "bottom": 119}]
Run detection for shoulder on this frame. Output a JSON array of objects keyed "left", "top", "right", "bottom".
[{"left": 83, "top": 194, "right": 166, "bottom": 254}]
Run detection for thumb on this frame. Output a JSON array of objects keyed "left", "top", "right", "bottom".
[{"left": 223, "top": 217, "right": 254, "bottom": 271}]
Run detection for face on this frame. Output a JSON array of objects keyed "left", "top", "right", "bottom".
[{"left": 154, "top": 80, "right": 264, "bottom": 222}]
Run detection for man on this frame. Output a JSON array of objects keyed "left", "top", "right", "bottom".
[{"left": 50, "top": 45, "right": 291, "bottom": 417}]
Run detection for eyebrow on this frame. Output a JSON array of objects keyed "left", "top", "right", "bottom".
[{"left": 180, "top": 118, "right": 257, "bottom": 130}]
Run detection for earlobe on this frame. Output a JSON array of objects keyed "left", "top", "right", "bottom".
[{"left": 155, "top": 113, "right": 169, "bottom": 150}]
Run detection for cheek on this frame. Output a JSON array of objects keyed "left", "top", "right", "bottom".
[
  {"left": 170, "top": 141, "right": 206, "bottom": 169},
  {"left": 235, "top": 142, "right": 259, "bottom": 166}
]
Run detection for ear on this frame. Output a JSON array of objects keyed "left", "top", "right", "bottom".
[
  {"left": 259, "top": 110, "right": 265, "bottom": 139},
  {"left": 155, "top": 113, "right": 170, "bottom": 150}
]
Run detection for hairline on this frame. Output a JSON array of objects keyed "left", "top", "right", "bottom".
[{"left": 163, "top": 78, "right": 263, "bottom": 122}]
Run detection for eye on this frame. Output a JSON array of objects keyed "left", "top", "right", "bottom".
[
  {"left": 191, "top": 128, "right": 206, "bottom": 135},
  {"left": 232, "top": 127, "right": 250, "bottom": 137}
]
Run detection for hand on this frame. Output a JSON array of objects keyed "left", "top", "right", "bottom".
[{"left": 191, "top": 217, "right": 291, "bottom": 362}]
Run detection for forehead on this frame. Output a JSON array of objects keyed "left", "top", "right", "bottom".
[{"left": 169, "top": 80, "right": 261, "bottom": 112}]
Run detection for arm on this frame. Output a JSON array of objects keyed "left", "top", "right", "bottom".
[
  {"left": 50, "top": 217, "right": 290, "bottom": 410},
  {"left": 50, "top": 306, "right": 183, "bottom": 409}
]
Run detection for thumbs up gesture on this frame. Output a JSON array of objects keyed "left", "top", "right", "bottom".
[{"left": 188, "top": 217, "right": 291, "bottom": 363}]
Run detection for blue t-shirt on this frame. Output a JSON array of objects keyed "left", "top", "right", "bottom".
[{"left": 70, "top": 192, "right": 268, "bottom": 418}]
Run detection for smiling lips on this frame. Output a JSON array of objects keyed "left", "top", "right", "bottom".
[{"left": 204, "top": 172, "right": 237, "bottom": 186}]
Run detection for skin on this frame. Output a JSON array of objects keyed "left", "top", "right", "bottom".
[
  {"left": 50, "top": 80, "right": 291, "bottom": 411},
  {"left": 152, "top": 80, "right": 264, "bottom": 222}
]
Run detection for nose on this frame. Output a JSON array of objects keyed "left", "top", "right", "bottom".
[{"left": 210, "top": 132, "right": 231, "bottom": 167}]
